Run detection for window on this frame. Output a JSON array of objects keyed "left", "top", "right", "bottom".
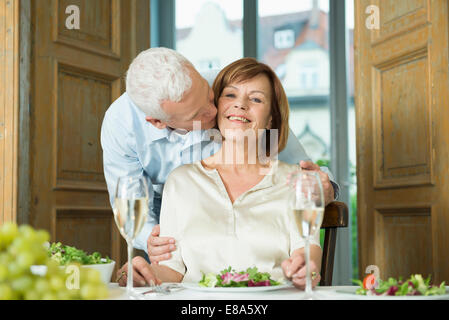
[
  {"left": 259, "top": 0, "right": 330, "bottom": 163},
  {"left": 274, "top": 29, "right": 295, "bottom": 49},
  {"left": 175, "top": 0, "right": 243, "bottom": 74},
  {"left": 154, "top": 0, "right": 355, "bottom": 285},
  {"left": 299, "top": 65, "right": 320, "bottom": 90},
  {"left": 346, "top": 0, "right": 358, "bottom": 282}
]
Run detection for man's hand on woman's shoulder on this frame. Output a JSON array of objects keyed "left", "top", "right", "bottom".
[{"left": 300, "top": 161, "right": 335, "bottom": 206}]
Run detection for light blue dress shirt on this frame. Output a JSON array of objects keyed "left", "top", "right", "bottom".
[{"left": 101, "top": 93, "right": 339, "bottom": 252}]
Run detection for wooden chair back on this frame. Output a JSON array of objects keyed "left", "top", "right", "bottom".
[{"left": 319, "top": 201, "right": 349, "bottom": 286}]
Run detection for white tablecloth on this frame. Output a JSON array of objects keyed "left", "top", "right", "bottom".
[{"left": 107, "top": 283, "right": 449, "bottom": 300}]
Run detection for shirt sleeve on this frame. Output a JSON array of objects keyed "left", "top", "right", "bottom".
[
  {"left": 280, "top": 127, "right": 340, "bottom": 200},
  {"left": 278, "top": 127, "right": 312, "bottom": 164},
  {"left": 100, "top": 111, "right": 157, "bottom": 252},
  {"left": 158, "top": 174, "right": 187, "bottom": 276}
]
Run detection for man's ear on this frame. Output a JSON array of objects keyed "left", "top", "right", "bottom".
[{"left": 145, "top": 116, "right": 168, "bottom": 129}]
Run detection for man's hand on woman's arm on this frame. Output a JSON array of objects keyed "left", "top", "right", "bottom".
[
  {"left": 147, "top": 224, "right": 176, "bottom": 264},
  {"left": 281, "top": 245, "right": 322, "bottom": 290}
]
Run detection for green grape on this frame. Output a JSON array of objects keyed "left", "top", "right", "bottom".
[
  {"left": 8, "top": 262, "right": 25, "bottom": 279},
  {"left": 56, "top": 289, "right": 73, "bottom": 300},
  {"left": 33, "top": 250, "right": 48, "bottom": 265},
  {"left": 17, "top": 252, "right": 35, "bottom": 269},
  {"left": 18, "top": 225, "right": 36, "bottom": 241},
  {"left": 0, "top": 252, "right": 12, "bottom": 265},
  {"left": 0, "top": 232, "right": 5, "bottom": 251},
  {"left": 0, "top": 264, "right": 8, "bottom": 282},
  {"left": 34, "top": 278, "right": 50, "bottom": 294},
  {"left": 80, "top": 283, "right": 98, "bottom": 300},
  {"left": 49, "top": 276, "right": 64, "bottom": 291},
  {"left": 24, "top": 289, "right": 41, "bottom": 300},
  {"left": 8, "top": 237, "right": 32, "bottom": 256},
  {"left": 11, "top": 275, "right": 34, "bottom": 292},
  {"left": 83, "top": 268, "right": 102, "bottom": 285},
  {"left": 35, "top": 230, "right": 50, "bottom": 244},
  {"left": 0, "top": 284, "right": 13, "bottom": 300},
  {"left": 41, "top": 292, "right": 57, "bottom": 300},
  {"left": 1, "top": 223, "right": 18, "bottom": 245},
  {"left": 45, "top": 259, "right": 60, "bottom": 275}
]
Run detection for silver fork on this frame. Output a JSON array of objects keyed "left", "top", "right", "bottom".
[{"left": 143, "top": 281, "right": 171, "bottom": 295}]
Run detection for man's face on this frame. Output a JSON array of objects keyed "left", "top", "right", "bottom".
[{"left": 156, "top": 66, "right": 217, "bottom": 132}]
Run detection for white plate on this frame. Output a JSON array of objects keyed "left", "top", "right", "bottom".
[
  {"left": 182, "top": 282, "right": 293, "bottom": 293},
  {"left": 334, "top": 286, "right": 449, "bottom": 300}
]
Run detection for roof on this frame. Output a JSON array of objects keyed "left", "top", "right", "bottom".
[{"left": 176, "top": 9, "right": 354, "bottom": 96}]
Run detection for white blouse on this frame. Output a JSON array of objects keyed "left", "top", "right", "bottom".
[{"left": 159, "top": 160, "right": 321, "bottom": 283}]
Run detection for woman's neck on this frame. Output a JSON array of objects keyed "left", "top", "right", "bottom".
[{"left": 204, "top": 139, "right": 270, "bottom": 173}]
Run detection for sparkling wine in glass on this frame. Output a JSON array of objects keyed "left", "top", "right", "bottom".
[
  {"left": 289, "top": 169, "right": 324, "bottom": 299},
  {"left": 113, "top": 176, "right": 151, "bottom": 298}
]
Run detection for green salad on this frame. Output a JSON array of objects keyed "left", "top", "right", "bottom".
[
  {"left": 48, "top": 242, "right": 112, "bottom": 266},
  {"left": 199, "top": 267, "right": 281, "bottom": 288},
  {"left": 353, "top": 274, "right": 446, "bottom": 296}
]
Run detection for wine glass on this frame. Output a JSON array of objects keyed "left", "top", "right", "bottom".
[
  {"left": 288, "top": 169, "right": 324, "bottom": 299},
  {"left": 113, "top": 176, "right": 151, "bottom": 299}
]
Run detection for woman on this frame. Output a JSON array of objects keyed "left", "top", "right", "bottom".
[{"left": 121, "top": 58, "right": 323, "bottom": 289}]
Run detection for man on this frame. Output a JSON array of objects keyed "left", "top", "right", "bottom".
[{"left": 101, "top": 48, "right": 339, "bottom": 283}]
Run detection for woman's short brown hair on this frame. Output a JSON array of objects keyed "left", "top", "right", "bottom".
[{"left": 212, "top": 57, "right": 290, "bottom": 154}]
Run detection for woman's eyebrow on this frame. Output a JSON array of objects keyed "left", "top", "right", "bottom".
[
  {"left": 224, "top": 86, "right": 266, "bottom": 96},
  {"left": 249, "top": 90, "right": 266, "bottom": 96}
]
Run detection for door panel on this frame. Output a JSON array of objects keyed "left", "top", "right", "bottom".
[
  {"left": 355, "top": 0, "right": 449, "bottom": 283},
  {"left": 30, "top": 0, "right": 149, "bottom": 270}
]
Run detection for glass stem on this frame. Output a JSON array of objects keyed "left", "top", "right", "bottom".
[
  {"left": 305, "top": 237, "right": 312, "bottom": 296},
  {"left": 126, "top": 239, "right": 133, "bottom": 296}
]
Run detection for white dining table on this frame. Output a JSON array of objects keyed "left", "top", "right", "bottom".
[{"left": 106, "top": 283, "right": 449, "bottom": 300}]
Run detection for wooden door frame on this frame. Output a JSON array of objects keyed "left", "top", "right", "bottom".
[{"left": 0, "top": 0, "right": 20, "bottom": 224}]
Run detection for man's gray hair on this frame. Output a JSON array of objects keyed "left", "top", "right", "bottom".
[{"left": 126, "top": 47, "right": 193, "bottom": 120}]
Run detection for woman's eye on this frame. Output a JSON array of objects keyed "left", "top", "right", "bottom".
[
  {"left": 252, "top": 98, "right": 262, "bottom": 103},
  {"left": 224, "top": 93, "right": 235, "bottom": 98}
]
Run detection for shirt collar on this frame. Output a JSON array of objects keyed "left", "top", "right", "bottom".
[{"left": 148, "top": 123, "right": 222, "bottom": 145}]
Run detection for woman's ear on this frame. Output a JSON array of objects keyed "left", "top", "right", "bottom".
[{"left": 267, "top": 116, "right": 273, "bottom": 129}]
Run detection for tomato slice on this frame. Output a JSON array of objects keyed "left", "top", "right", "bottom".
[{"left": 363, "top": 274, "right": 377, "bottom": 289}]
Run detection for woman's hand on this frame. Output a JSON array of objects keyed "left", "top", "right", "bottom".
[
  {"left": 116, "top": 256, "right": 162, "bottom": 287},
  {"left": 147, "top": 224, "right": 176, "bottom": 264},
  {"left": 282, "top": 252, "right": 321, "bottom": 290}
]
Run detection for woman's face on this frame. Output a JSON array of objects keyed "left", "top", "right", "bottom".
[{"left": 217, "top": 74, "right": 273, "bottom": 141}]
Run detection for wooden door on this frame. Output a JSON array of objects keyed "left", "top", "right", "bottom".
[
  {"left": 29, "top": 0, "right": 149, "bottom": 268},
  {"left": 355, "top": 0, "right": 449, "bottom": 283}
]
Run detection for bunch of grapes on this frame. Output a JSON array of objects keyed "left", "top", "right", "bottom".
[{"left": 0, "top": 223, "right": 109, "bottom": 300}]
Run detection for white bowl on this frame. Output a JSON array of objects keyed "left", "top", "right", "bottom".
[
  {"left": 31, "top": 260, "right": 116, "bottom": 284},
  {"left": 81, "top": 261, "right": 116, "bottom": 284}
]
